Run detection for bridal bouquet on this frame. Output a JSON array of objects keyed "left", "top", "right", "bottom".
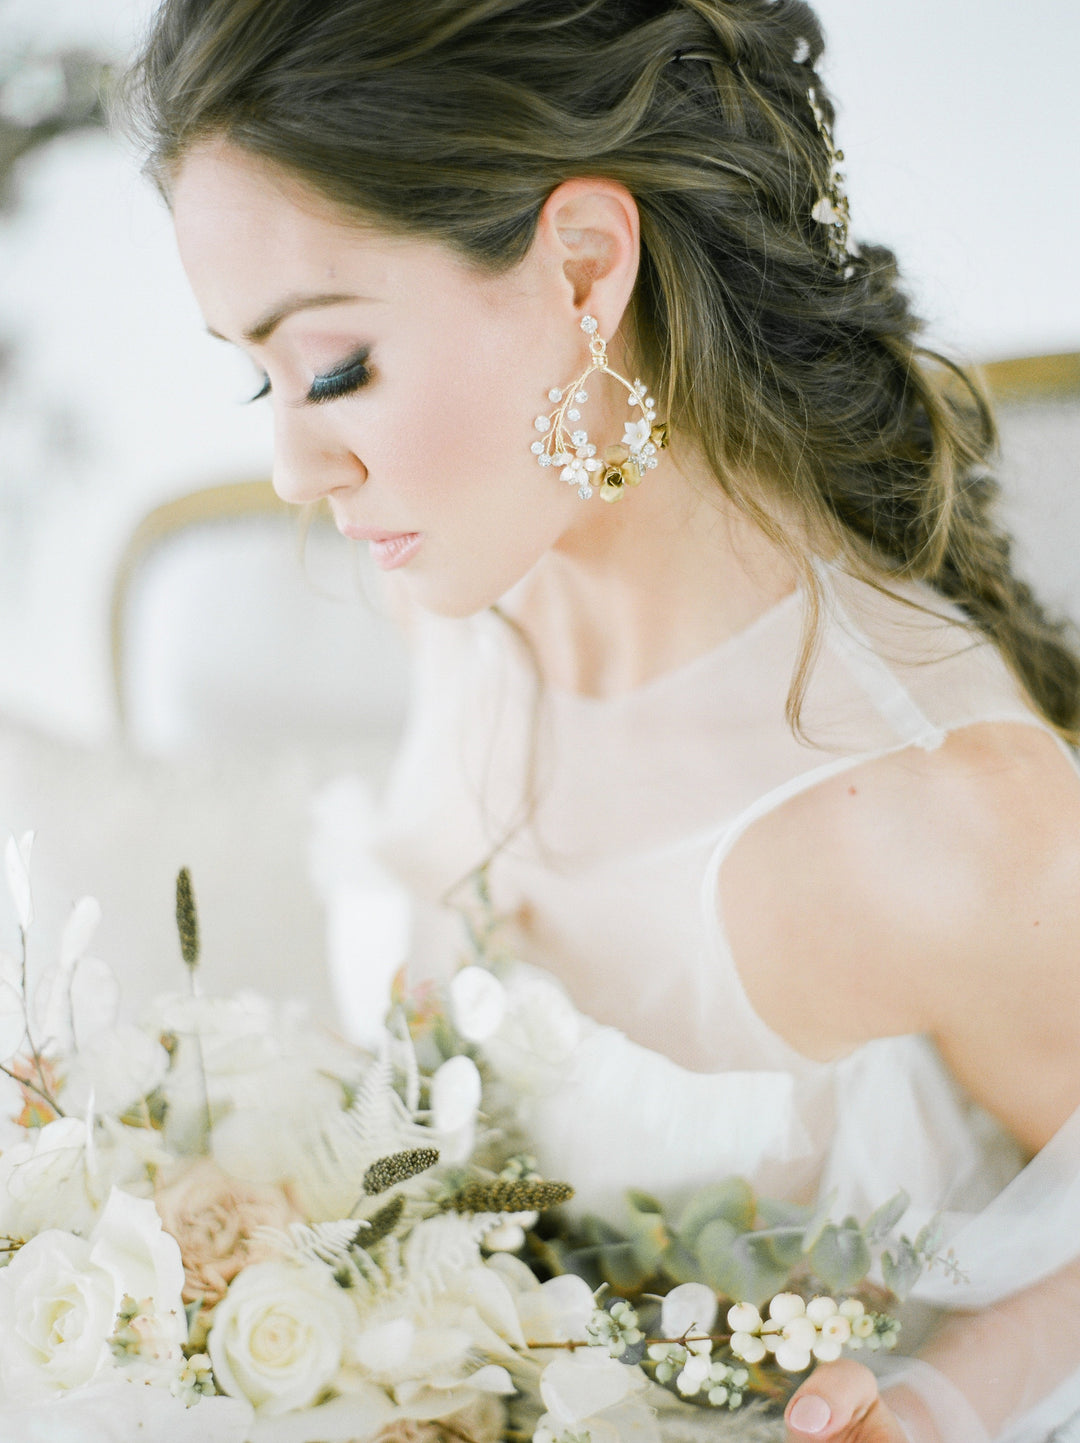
[{"left": 0, "top": 837, "right": 949, "bottom": 1443}]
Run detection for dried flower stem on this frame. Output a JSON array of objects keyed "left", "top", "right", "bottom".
[
  {"left": 0, "top": 1058, "right": 64, "bottom": 1118},
  {"left": 523, "top": 1331, "right": 721, "bottom": 1352},
  {"left": 15, "top": 926, "right": 63, "bottom": 1114},
  {"left": 174, "top": 869, "right": 211, "bottom": 1141}
]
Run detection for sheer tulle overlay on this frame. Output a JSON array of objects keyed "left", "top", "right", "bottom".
[{"left": 361, "top": 565, "right": 1080, "bottom": 1442}]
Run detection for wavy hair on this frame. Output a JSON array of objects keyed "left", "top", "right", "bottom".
[{"left": 121, "top": 0, "right": 1080, "bottom": 738}]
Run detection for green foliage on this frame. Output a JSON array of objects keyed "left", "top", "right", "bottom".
[
  {"left": 677, "top": 1179, "right": 755, "bottom": 1242},
  {"left": 865, "top": 1190, "right": 910, "bottom": 1245},
  {"left": 547, "top": 1177, "right": 933, "bottom": 1309},
  {"left": 881, "top": 1236, "right": 922, "bottom": 1299},
  {"left": 808, "top": 1218, "right": 872, "bottom": 1293}
]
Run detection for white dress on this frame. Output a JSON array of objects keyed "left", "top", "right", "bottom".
[{"left": 369, "top": 563, "right": 1080, "bottom": 1443}]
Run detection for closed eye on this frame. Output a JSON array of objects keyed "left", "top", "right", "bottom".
[
  {"left": 242, "top": 348, "right": 373, "bottom": 406},
  {"left": 306, "top": 347, "right": 372, "bottom": 405}
]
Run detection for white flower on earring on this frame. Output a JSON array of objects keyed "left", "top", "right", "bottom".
[{"left": 622, "top": 419, "right": 652, "bottom": 450}]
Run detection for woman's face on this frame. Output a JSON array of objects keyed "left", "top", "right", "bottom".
[{"left": 171, "top": 141, "right": 628, "bottom": 617}]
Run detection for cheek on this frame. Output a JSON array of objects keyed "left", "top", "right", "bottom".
[{"left": 375, "top": 318, "right": 546, "bottom": 511}]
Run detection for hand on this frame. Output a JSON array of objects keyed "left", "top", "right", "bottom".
[{"left": 784, "top": 1361, "right": 909, "bottom": 1442}]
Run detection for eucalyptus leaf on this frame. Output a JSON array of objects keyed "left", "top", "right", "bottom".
[
  {"left": 882, "top": 1236, "right": 922, "bottom": 1300},
  {"left": 582, "top": 1214, "right": 627, "bottom": 1249},
  {"left": 809, "top": 1221, "right": 872, "bottom": 1292},
  {"left": 625, "top": 1189, "right": 663, "bottom": 1216},
  {"left": 695, "top": 1219, "right": 787, "bottom": 1304},
  {"left": 694, "top": 1216, "right": 740, "bottom": 1290},
  {"left": 915, "top": 1215, "right": 946, "bottom": 1258},
  {"left": 676, "top": 1178, "right": 755, "bottom": 1245},
  {"left": 865, "top": 1189, "right": 910, "bottom": 1245},
  {"left": 597, "top": 1241, "right": 649, "bottom": 1291},
  {"left": 623, "top": 1192, "right": 669, "bottom": 1256},
  {"left": 660, "top": 1237, "right": 701, "bottom": 1286},
  {"left": 751, "top": 1225, "right": 806, "bottom": 1270},
  {"left": 623, "top": 1223, "right": 667, "bottom": 1269},
  {"left": 757, "top": 1196, "right": 813, "bottom": 1230},
  {"left": 801, "top": 1187, "right": 839, "bottom": 1254}
]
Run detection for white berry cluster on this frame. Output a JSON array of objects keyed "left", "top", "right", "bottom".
[
  {"left": 586, "top": 1299, "right": 644, "bottom": 1358},
  {"left": 728, "top": 1294, "right": 896, "bottom": 1372},
  {"left": 648, "top": 1340, "right": 751, "bottom": 1409}
]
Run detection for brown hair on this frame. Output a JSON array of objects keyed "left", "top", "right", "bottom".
[{"left": 121, "top": 0, "right": 1080, "bottom": 739}]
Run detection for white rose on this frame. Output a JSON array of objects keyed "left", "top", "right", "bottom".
[
  {"left": 208, "top": 1259, "right": 353, "bottom": 1415},
  {"left": 0, "top": 1230, "right": 115, "bottom": 1399},
  {"left": 0, "top": 1189, "right": 185, "bottom": 1402}
]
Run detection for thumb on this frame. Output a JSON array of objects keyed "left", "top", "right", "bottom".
[{"left": 786, "top": 1359, "right": 881, "bottom": 1437}]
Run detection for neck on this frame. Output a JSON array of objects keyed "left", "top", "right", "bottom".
[{"left": 511, "top": 444, "right": 800, "bottom": 697}]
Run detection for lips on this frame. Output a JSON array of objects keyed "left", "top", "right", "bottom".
[{"left": 336, "top": 522, "right": 413, "bottom": 543}]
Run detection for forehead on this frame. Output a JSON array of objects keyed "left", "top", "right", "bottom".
[{"left": 169, "top": 140, "right": 480, "bottom": 336}]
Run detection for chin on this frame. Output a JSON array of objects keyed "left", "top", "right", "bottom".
[{"left": 405, "top": 572, "right": 518, "bottom": 621}]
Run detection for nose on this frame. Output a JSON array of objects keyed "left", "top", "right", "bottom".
[{"left": 270, "top": 407, "right": 367, "bottom": 506}]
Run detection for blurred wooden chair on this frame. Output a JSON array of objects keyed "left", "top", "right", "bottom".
[
  {"left": 980, "top": 351, "right": 1080, "bottom": 626},
  {"left": 109, "top": 479, "right": 410, "bottom": 769}
]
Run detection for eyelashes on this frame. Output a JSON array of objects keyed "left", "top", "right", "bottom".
[{"left": 245, "top": 347, "right": 372, "bottom": 405}]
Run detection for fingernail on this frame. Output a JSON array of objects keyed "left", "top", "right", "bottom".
[{"left": 789, "top": 1394, "right": 832, "bottom": 1434}]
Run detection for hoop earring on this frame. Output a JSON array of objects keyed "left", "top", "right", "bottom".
[{"left": 530, "top": 315, "right": 668, "bottom": 502}]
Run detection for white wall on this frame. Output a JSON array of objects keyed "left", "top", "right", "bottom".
[{"left": 0, "top": 0, "right": 1077, "bottom": 742}]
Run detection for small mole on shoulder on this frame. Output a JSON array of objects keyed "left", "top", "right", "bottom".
[
  {"left": 847, "top": 785, "right": 858, "bottom": 796},
  {"left": 1034, "top": 919, "right": 1040, "bottom": 927}
]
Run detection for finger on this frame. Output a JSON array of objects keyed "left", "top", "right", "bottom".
[{"left": 786, "top": 1359, "right": 881, "bottom": 1437}]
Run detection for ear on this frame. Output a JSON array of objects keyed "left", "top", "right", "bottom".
[{"left": 533, "top": 178, "right": 640, "bottom": 338}]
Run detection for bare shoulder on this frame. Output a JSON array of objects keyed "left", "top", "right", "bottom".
[{"left": 720, "top": 721, "right": 1080, "bottom": 1150}]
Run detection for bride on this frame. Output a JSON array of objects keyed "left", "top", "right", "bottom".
[{"left": 125, "top": 0, "right": 1080, "bottom": 1438}]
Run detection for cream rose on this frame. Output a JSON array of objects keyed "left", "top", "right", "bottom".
[
  {"left": 207, "top": 1258, "right": 353, "bottom": 1414},
  {"left": 373, "top": 1395, "right": 506, "bottom": 1443},
  {"left": 155, "top": 1157, "right": 298, "bottom": 1306}
]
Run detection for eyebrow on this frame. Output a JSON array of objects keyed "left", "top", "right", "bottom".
[{"left": 206, "top": 291, "right": 373, "bottom": 345}]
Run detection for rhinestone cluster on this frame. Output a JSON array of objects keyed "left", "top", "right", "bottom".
[{"left": 531, "top": 315, "right": 668, "bottom": 501}]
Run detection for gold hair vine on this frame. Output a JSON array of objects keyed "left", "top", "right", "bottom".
[
  {"left": 807, "top": 85, "right": 858, "bottom": 276},
  {"left": 531, "top": 316, "right": 668, "bottom": 502}
]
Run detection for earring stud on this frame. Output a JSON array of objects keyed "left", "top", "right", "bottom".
[{"left": 530, "top": 316, "right": 668, "bottom": 501}]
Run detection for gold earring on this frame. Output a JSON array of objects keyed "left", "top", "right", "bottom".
[{"left": 531, "top": 315, "right": 668, "bottom": 502}]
